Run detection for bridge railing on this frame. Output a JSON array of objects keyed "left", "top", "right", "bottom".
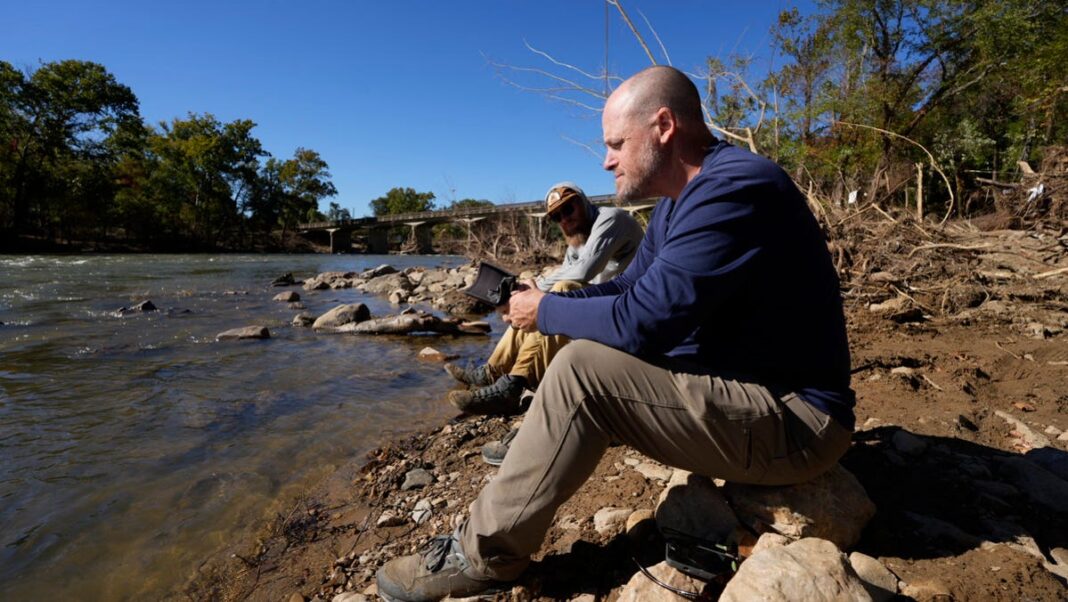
[{"left": 299, "top": 194, "right": 649, "bottom": 231}]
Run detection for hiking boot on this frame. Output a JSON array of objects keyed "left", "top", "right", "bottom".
[
  {"left": 376, "top": 533, "right": 502, "bottom": 602},
  {"left": 481, "top": 427, "right": 519, "bottom": 466},
  {"left": 448, "top": 374, "right": 528, "bottom": 416},
  {"left": 443, "top": 362, "right": 493, "bottom": 387}
]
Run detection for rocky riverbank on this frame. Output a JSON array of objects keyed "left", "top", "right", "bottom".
[{"left": 182, "top": 220, "right": 1068, "bottom": 602}]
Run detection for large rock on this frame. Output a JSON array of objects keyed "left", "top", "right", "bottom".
[
  {"left": 113, "top": 299, "right": 157, "bottom": 316},
  {"left": 273, "top": 291, "right": 300, "bottom": 303},
  {"left": 216, "top": 326, "right": 270, "bottom": 340},
  {"left": 360, "top": 264, "right": 397, "bottom": 279},
  {"left": 361, "top": 273, "right": 413, "bottom": 296},
  {"left": 313, "top": 303, "right": 371, "bottom": 330},
  {"left": 432, "top": 289, "right": 492, "bottom": 316},
  {"left": 723, "top": 464, "right": 875, "bottom": 550},
  {"left": 996, "top": 456, "right": 1068, "bottom": 513},
  {"left": 616, "top": 561, "right": 709, "bottom": 602},
  {"left": 271, "top": 273, "right": 297, "bottom": 286},
  {"left": 303, "top": 271, "right": 357, "bottom": 291},
  {"left": 719, "top": 538, "right": 872, "bottom": 602},
  {"left": 656, "top": 471, "right": 740, "bottom": 543}
]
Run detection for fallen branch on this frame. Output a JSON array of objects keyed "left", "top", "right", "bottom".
[
  {"left": 908, "top": 242, "right": 992, "bottom": 258},
  {"left": 1033, "top": 266, "right": 1068, "bottom": 279}
]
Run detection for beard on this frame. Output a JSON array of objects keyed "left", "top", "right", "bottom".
[{"left": 617, "top": 138, "right": 667, "bottom": 201}]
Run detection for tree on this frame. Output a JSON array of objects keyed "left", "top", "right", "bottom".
[
  {"left": 370, "top": 187, "right": 435, "bottom": 216},
  {"left": 0, "top": 60, "right": 139, "bottom": 236},
  {"left": 327, "top": 201, "right": 352, "bottom": 221}
]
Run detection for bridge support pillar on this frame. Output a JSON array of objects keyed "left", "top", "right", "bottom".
[
  {"left": 327, "top": 228, "right": 350, "bottom": 253},
  {"left": 367, "top": 228, "right": 389, "bottom": 254},
  {"left": 404, "top": 221, "right": 434, "bottom": 254}
]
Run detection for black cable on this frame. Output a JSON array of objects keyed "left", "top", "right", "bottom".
[{"left": 632, "top": 556, "right": 702, "bottom": 601}]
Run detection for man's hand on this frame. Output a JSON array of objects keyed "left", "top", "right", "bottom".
[{"left": 502, "top": 279, "right": 544, "bottom": 332}]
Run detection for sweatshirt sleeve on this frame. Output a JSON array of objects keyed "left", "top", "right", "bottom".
[
  {"left": 537, "top": 209, "right": 633, "bottom": 290},
  {"left": 538, "top": 180, "right": 760, "bottom": 355}
]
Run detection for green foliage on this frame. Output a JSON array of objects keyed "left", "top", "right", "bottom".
[
  {"left": 0, "top": 59, "right": 337, "bottom": 249},
  {"left": 751, "top": 0, "right": 1068, "bottom": 214},
  {"left": 370, "top": 187, "right": 436, "bottom": 216}
]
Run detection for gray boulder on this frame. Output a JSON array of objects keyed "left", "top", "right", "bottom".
[
  {"left": 719, "top": 538, "right": 872, "bottom": 602},
  {"left": 723, "top": 464, "right": 875, "bottom": 550},
  {"left": 313, "top": 303, "right": 371, "bottom": 330}
]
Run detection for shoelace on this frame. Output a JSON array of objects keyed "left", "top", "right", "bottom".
[{"left": 422, "top": 535, "right": 455, "bottom": 572}]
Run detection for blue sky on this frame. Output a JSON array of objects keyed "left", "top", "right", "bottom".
[{"left": 3, "top": 1, "right": 813, "bottom": 217}]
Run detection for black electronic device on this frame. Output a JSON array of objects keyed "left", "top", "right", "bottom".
[
  {"left": 462, "top": 262, "right": 519, "bottom": 306},
  {"left": 662, "top": 529, "right": 740, "bottom": 582}
]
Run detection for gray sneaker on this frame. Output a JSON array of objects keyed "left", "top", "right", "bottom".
[
  {"left": 481, "top": 427, "right": 519, "bottom": 466},
  {"left": 376, "top": 534, "right": 502, "bottom": 602},
  {"left": 447, "top": 374, "right": 527, "bottom": 415},
  {"left": 443, "top": 362, "right": 494, "bottom": 387}
]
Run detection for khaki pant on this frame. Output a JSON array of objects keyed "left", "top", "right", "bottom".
[
  {"left": 487, "top": 280, "right": 584, "bottom": 387},
  {"left": 460, "top": 340, "right": 852, "bottom": 580}
]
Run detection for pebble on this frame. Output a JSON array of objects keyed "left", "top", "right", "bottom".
[
  {"left": 634, "top": 462, "right": 673, "bottom": 482},
  {"left": 411, "top": 499, "right": 433, "bottom": 525},
  {"left": 376, "top": 511, "right": 406, "bottom": 528},
  {"left": 593, "top": 506, "right": 633, "bottom": 536}
]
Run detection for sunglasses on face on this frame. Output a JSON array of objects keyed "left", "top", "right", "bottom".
[{"left": 549, "top": 200, "right": 576, "bottom": 222}]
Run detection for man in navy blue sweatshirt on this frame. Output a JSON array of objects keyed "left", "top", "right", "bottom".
[{"left": 377, "top": 65, "right": 855, "bottom": 602}]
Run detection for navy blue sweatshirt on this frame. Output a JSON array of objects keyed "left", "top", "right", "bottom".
[{"left": 538, "top": 141, "right": 855, "bottom": 429}]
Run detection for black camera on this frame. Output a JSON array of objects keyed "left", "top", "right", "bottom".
[{"left": 462, "top": 262, "right": 519, "bottom": 306}]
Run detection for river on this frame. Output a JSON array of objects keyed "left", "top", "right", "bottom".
[{"left": 0, "top": 254, "right": 495, "bottom": 600}]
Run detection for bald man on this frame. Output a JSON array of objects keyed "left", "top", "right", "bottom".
[{"left": 376, "top": 66, "right": 855, "bottom": 602}]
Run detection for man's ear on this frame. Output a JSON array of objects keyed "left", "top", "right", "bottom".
[{"left": 654, "top": 107, "right": 676, "bottom": 144}]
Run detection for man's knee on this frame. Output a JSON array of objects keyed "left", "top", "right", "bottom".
[
  {"left": 543, "top": 339, "right": 617, "bottom": 387},
  {"left": 549, "top": 280, "right": 584, "bottom": 293}
]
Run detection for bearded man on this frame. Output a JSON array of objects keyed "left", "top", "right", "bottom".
[
  {"left": 376, "top": 65, "right": 854, "bottom": 602},
  {"left": 444, "top": 182, "right": 642, "bottom": 417}
]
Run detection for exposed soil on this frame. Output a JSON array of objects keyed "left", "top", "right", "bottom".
[{"left": 181, "top": 216, "right": 1068, "bottom": 602}]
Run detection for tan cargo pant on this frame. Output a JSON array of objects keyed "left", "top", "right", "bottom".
[
  {"left": 487, "top": 280, "right": 584, "bottom": 387},
  {"left": 460, "top": 339, "right": 852, "bottom": 581}
]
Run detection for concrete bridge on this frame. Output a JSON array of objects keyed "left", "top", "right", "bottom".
[{"left": 298, "top": 194, "right": 656, "bottom": 253}]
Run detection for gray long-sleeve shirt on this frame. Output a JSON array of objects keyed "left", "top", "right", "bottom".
[{"left": 536, "top": 206, "right": 644, "bottom": 292}]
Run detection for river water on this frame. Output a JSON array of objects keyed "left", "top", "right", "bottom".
[{"left": 0, "top": 254, "right": 494, "bottom": 600}]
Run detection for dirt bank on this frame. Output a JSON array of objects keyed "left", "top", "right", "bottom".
[{"left": 182, "top": 217, "right": 1068, "bottom": 602}]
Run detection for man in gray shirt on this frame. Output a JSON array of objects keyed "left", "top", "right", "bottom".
[{"left": 445, "top": 181, "right": 643, "bottom": 416}]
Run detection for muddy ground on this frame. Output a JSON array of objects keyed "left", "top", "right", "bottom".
[{"left": 182, "top": 216, "right": 1068, "bottom": 602}]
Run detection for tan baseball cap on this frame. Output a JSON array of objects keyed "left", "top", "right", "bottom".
[{"left": 544, "top": 181, "right": 587, "bottom": 216}]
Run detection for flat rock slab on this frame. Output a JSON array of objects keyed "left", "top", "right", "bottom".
[{"left": 217, "top": 326, "right": 270, "bottom": 340}]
